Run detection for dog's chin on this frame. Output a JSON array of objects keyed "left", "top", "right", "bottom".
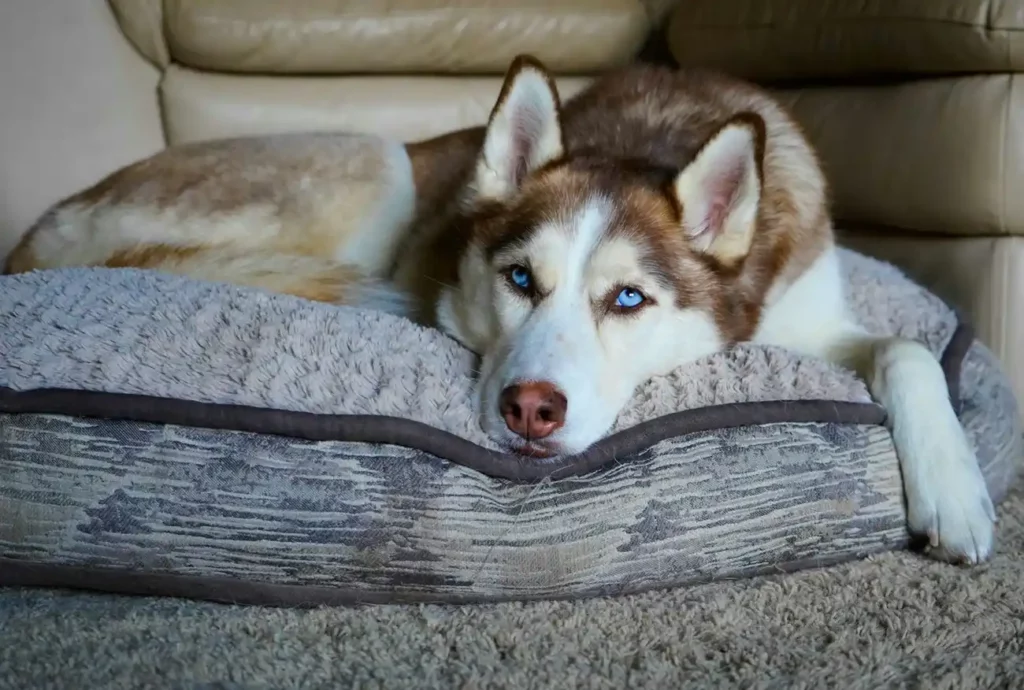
[{"left": 505, "top": 439, "right": 563, "bottom": 460}]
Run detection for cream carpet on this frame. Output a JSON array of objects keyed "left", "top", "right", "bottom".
[{"left": 2, "top": 485, "right": 1023, "bottom": 689}]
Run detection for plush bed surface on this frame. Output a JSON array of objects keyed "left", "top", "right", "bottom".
[
  {"left": 0, "top": 248, "right": 1020, "bottom": 605},
  {"left": 0, "top": 248, "right": 968, "bottom": 476}
]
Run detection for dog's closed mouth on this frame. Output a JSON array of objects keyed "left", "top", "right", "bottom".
[{"left": 509, "top": 441, "right": 561, "bottom": 459}]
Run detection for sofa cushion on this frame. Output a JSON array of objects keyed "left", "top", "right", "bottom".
[
  {"left": 772, "top": 74, "right": 1024, "bottom": 238},
  {"left": 150, "top": 0, "right": 648, "bottom": 75},
  {"left": 666, "top": 0, "right": 1024, "bottom": 81},
  {"left": 160, "top": 66, "right": 593, "bottom": 145},
  {"left": 109, "top": 0, "right": 168, "bottom": 68}
]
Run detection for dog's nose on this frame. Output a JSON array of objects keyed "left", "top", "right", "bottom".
[{"left": 499, "top": 381, "right": 567, "bottom": 440}]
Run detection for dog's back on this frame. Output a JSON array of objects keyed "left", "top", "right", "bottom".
[
  {"left": 3, "top": 132, "right": 418, "bottom": 311},
  {"left": 5, "top": 63, "right": 829, "bottom": 329},
  {"left": 4, "top": 64, "right": 827, "bottom": 328}
]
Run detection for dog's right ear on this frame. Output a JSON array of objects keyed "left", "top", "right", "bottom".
[
  {"left": 472, "top": 55, "right": 564, "bottom": 201},
  {"left": 670, "top": 114, "right": 766, "bottom": 266}
]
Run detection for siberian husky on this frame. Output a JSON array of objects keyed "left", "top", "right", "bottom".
[{"left": 3, "top": 56, "right": 995, "bottom": 565}]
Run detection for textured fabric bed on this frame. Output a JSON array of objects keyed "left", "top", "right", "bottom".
[
  {"left": 3, "top": 484, "right": 1024, "bottom": 689},
  {"left": 0, "top": 249, "right": 1020, "bottom": 605}
]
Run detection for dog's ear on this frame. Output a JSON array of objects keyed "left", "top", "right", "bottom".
[
  {"left": 472, "top": 55, "right": 564, "bottom": 201},
  {"left": 671, "top": 114, "right": 765, "bottom": 264}
]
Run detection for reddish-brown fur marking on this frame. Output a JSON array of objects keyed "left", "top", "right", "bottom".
[
  {"left": 402, "top": 63, "right": 829, "bottom": 344},
  {"left": 103, "top": 244, "right": 205, "bottom": 269}
]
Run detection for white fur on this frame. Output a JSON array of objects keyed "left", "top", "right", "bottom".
[
  {"left": 333, "top": 141, "right": 418, "bottom": 274},
  {"left": 756, "top": 248, "right": 996, "bottom": 564},
  {"left": 449, "top": 213, "right": 996, "bottom": 562},
  {"left": 23, "top": 136, "right": 415, "bottom": 286},
  {"left": 474, "top": 65, "right": 564, "bottom": 201},
  {"left": 28, "top": 202, "right": 282, "bottom": 269},
  {"left": 459, "top": 195, "right": 723, "bottom": 456},
  {"left": 436, "top": 243, "right": 501, "bottom": 355},
  {"left": 440, "top": 65, "right": 566, "bottom": 352},
  {"left": 440, "top": 63, "right": 996, "bottom": 562}
]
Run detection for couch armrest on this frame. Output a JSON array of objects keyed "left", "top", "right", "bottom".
[{"left": 0, "top": 0, "right": 166, "bottom": 258}]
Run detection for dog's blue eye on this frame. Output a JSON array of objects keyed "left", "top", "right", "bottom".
[
  {"left": 615, "top": 287, "right": 645, "bottom": 309},
  {"left": 510, "top": 266, "right": 532, "bottom": 290}
]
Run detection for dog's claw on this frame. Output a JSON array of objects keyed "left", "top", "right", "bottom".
[
  {"left": 908, "top": 479, "right": 994, "bottom": 565},
  {"left": 903, "top": 428, "right": 995, "bottom": 566}
]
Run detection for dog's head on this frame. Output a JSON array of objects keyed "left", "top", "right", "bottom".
[{"left": 436, "top": 56, "right": 768, "bottom": 457}]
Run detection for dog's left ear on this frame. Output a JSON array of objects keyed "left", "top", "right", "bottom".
[
  {"left": 671, "top": 114, "right": 765, "bottom": 264},
  {"left": 473, "top": 55, "right": 564, "bottom": 201}
]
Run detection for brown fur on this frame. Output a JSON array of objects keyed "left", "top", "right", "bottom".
[
  {"left": 103, "top": 244, "right": 204, "bottom": 269},
  {"left": 2, "top": 133, "right": 412, "bottom": 310},
  {"left": 405, "top": 128, "right": 485, "bottom": 219},
  {"left": 105, "top": 243, "right": 361, "bottom": 303},
  {"left": 393, "top": 128, "right": 487, "bottom": 320},
  {"left": 3, "top": 236, "right": 37, "bottom": 274},
  {"left": 3, "top": 60, "right": 828, "bottom": 346},
  {"left": 398, "top": 63, "right": 830, "bottom": 342}
]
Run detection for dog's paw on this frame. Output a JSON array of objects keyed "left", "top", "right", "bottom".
[{"left": 903, "top": 429, "right": 996, "bottom": 565}]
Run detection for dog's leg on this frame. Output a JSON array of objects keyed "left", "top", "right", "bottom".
[{"left": 806, "top": 324, "right": 996, "bottom": 563}]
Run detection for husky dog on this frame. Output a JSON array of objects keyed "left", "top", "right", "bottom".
[{"left": 4, "top": 56, "right": 995, "bottom": 564}]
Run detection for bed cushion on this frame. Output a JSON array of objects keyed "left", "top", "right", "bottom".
[{"left": 0, "top": 249, "right": 1020, "bottom": 605}]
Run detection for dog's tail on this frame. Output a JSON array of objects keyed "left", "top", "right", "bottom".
[{"left": 4, "top": 241, "right": 414, "bottom": 317}]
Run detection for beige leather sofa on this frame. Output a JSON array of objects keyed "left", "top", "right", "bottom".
[{"left": 2, "top": 1, "right": 1022, "bottom": 408}]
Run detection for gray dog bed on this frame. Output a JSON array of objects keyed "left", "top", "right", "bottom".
[{"left": 0, "top": 248, "right": 1020, "bottom": 606}]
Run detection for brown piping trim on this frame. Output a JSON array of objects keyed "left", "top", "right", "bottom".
[
  {"left": 0, "top": 543, "right": 902, "bottom": 609},
  {"left": 942, "top": 315, "right": 974, "bottom": 414},
  {"left": 0, "top": 389, "right": 883, "bottom": 482},
  {"left": 0, "top": 322, "right": 974, "bottom": 482}
]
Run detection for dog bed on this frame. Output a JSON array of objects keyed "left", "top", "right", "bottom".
[{"left": 0, "top": 248, "right": 1020, "bottom": 606}]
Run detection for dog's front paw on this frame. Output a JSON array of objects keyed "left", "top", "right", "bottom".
[{"left": 903, "top": 429, "right": 996, "bottom": 565}]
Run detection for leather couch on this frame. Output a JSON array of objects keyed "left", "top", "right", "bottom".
[{"left": 2, "top": 0, "right": 1022, "bottom": 410}]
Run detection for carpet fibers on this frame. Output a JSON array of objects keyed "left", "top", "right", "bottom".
[{"left": 2, "top": 485, "right": 1023, "bottom": 690}]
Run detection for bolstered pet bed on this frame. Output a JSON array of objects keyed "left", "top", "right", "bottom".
[{"left": 0, "top": 249, "right": 1020, "bottom": 607}]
